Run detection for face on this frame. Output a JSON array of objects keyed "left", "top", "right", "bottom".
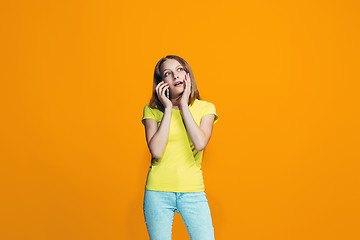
[{"left": 159, "top": 59, "right": 186, "bottom": 98}]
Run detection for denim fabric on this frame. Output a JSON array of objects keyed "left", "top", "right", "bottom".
[{"left": 143, "top": 189, "right": 215, "bottom": 240}]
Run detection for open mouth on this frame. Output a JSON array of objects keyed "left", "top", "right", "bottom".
[{"left": 174, "top": 82, "right": 183, "bottom": 87}]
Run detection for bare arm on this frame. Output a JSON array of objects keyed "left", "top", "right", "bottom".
[
  {"left": 143, "top": 80, "right": 173, "bottom": 159},
  {"left": 178, "top": 72, "right": 215, "bottom": 151},
  {"left": 180, "top": 104, "right": 215, "bottom": 152},
  {"left": 143, "top": 107, "right": 172, "bottom": 159}
]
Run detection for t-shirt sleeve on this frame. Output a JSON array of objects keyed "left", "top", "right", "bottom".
[
  {"left": 141, "top": 104, "right": 157, "bottom": 125},
  {"left": 202, "top": 102, "right": 219, "bottom": 125}
]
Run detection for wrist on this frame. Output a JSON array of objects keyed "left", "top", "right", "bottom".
[
  {"left": 180, "top": 102, "right": 189, "bottom": 111},
  {"left": 164, "top": 106, "right": 173, "bottom": 112}
]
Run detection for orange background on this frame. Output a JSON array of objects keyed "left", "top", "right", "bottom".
[{"left": 1, "top": 0, "right": 359, "bottom": 239}]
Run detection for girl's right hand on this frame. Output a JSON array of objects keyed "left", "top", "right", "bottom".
[{"left": 156, "top": 81, "right": 172, "bottom": 109}]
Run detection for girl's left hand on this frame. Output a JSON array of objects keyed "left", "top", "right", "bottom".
[{"left": 180, "top": 72, "right": 191, "bottom": 107}]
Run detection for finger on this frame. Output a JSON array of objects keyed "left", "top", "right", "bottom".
[
  {"left": 160, "top": 84, "right": 165, "bottom": 95},
  {"left": 156, "top": 87, "right": 160, "bottom": 98},
  {"left": 187, "top": 73, "right": 191, "bottom": 86},
  {"left": 160, "top": 82, "right": 168, "bottom": 92},
  {"left": 157, "top": 81, "right": 165, "bottom": 88},
  {"left": 156, "top": 81, "right": 164, "bottom": 91},
  {"left": 156, "top": 82, "right": 164, "bottom": 96},
  {"left": 160, "top": 84, "right": 169, "bottom": 96},
  {"left": 155, "top": 82, "right": 162, "bottom": 93},
  {"left": 157, "top": 82, "right": 166, "bottom": 92},
  {"left": 163, "top": 85, "right": 169, "bottom": 96}
]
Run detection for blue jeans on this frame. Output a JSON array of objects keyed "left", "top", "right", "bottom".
[{"left": 143, "top": 190, "right": 215, "bottom": 240}]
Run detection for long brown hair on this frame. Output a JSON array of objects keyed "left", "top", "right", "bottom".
[{"left": 148, "top": 55, "right": 200, "bottom": 112}]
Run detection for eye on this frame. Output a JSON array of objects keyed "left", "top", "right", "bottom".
[
  {"left": 178, "top": 67, "right": 183, "bottom": 72},
  {"left": 164, "top": 72, "right": 170, "bottom": 77}
]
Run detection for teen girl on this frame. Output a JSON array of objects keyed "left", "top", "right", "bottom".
[{"left": 141, "top": 55, "right": 219, "bottom": 240}]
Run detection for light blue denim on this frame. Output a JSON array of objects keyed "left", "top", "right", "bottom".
[{"left": 143, "top": 189, "right": 215, "bottom": 240}]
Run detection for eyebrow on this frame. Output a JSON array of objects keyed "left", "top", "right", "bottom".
[{"left": 162, "top": 65, "right": 182, "bottom": 73}]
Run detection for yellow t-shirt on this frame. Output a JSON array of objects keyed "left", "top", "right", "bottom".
[{"left": 141, "top": 98, "right": 219, "bottom": 192}]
